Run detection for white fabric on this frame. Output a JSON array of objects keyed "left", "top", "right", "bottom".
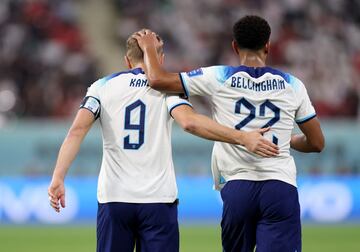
[
  {"left": 85, "top": 68, "right": 191, "bottom": 203},
  {"left": 180, "top": 65, "right": 316, "bottom": 189}
]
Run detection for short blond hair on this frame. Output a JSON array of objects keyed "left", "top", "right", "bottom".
[{"left": 126, "top": 29, "right": 164, "bottom": 64}]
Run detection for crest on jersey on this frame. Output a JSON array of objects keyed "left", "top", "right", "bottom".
[{"left": 186, "top": 68, "right": 203, "bottom": 77}]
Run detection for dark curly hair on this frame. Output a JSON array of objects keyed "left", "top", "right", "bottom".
[{"left": 232, "top": 15, "right": 271, "bottom": 51}]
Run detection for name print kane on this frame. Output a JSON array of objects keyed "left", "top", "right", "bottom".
[{"left": 129, "top": 78, "right": 149, "bottom": 87}]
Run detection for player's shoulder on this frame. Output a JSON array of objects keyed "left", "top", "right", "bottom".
[
  {"left": 186, "top": 65, "right": 225, "bottom": 75},
  {"left": 248, "top": 65, "right": 306, "bottom": 92},
  {"left": 283, "top": 72, "right": 306, "bottom": 92},
  {"left": 227, "top": 65, "right": 291, "bottom": 81},
  {"left": 185, "top": 65, "right": 235, "bottom": 83},
  {"left": 199, "top": 65, "right": 294, "bottom": 84},
  {"left": 92, "top": 68, "right": 145, "bottom": 87}
]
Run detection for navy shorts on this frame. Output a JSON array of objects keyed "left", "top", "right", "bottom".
[
  {"left": 221, "top": 180, "right": 301, "bottom": 252},
  {"left": 97, "top": 200, "right": 179, "bottom": 252}
]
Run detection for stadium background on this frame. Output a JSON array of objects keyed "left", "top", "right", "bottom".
[{"left": 0, "top": 0, "right": 359, "bottom": 251}]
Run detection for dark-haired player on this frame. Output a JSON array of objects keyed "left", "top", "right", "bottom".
[
  {"left": 134, "top": 15, "right": 324, "bottom": 252},
  {"left": 48, "top": 29, "right": 278, "bottom": 252}
]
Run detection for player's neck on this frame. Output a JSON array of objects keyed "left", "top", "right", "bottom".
[
  {"left": 131, "top": 63, "right": 145, "bottom": 70},
  {"left": 238, "top": 51, "right": 266, "bottom": 67}
]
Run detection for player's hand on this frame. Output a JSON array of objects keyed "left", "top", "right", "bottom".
[
  {"left": 48, "top": 177, "right": 66, "bottom": 213},
  {"left": 133, "top": 29, "right": 163, "bottom": 52},
  {"left": 242, "top": 127, "right": 279, "bottom": 157}
]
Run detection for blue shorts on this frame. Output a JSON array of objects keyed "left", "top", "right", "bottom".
[
  {"left": 97, "top": 200, "right": 179, "bottom": 252},
  {"left": 221, "top": 180, "right": 301, "bottom": 252}
]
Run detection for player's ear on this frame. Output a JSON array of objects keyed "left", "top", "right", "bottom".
[
  {"left": 264, "top": 41, "right": 270, "bottom": 55},
  {"left": 124, "top": 56, "right": 132, "bottom": 69},
  {"left": 232, "top": 40, "right": 240, "bottom": 55}
]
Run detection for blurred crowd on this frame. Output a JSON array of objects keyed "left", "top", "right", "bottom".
[
  {"left": 114, "top": 0, "right": 360, "bottom": 119},
  {"left": 0, "top": 0, "right": 98, "bottom": 120},
  {"left": 0, "top": 0, "right": 359, "bottom": 120}
]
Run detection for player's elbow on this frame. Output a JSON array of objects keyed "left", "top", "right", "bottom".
[
  {"left": 310, "top": 138, "right": 325, "bottom": 153},
  {"left": 179, "top": 118, "right": 198, "bottom": 134},
  {"left": 67, "top": 125, "right": 87, "bottom": 139},
  {"left": 147, "top": 75, "right": 164, "bottom": 90}
]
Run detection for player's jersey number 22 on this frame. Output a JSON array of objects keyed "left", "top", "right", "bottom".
[
  {"left": 235, "top": 98, "right": 280, "bottom": 144},
  {"left": 124, "top": 99, "right": 146, "bottom": 150}
]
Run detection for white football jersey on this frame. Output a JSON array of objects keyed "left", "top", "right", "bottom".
[
  {"left": 180, "top": 65, "right": 316, "bottom": 189},
  {"left": 81, "top": 68, "right": 191, "bottom": 203}
]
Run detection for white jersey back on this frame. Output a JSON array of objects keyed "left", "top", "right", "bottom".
[
  {"left": 82, "top": 68, "right": 191, "bottom": 203},
  {"left": 180, "top": 65, "right": 316, "bottom": 189}
]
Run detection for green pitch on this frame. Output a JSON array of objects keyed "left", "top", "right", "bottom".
[{"left": 0, "top": 225, "right": 359, "bottom": 251}]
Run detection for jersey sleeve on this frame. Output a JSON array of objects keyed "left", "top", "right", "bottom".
[
  {"left": 294, "top": 79, "right": 316, "bottom": 124},
  {"left": 79, "top": 80, "right": 102, "bottom": 119},
  {"left": 165, "top": 95, "right": 193, "bottom": 117},
  {"left": 179, "top": 66, "right": 220, "bottom": 97}
]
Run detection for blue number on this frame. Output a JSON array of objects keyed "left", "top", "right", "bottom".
[
  {"left": 235, "top": 98, "right": 280, "bottom": 144},
  {"left": 259, "top": 100, "right": 280, "bottom": 128},
  {"left": 259, "top": 100, "right": 280, "bottom": 144},
  {"left": 124, "top": 100, "right": 146, "bottom": 150},
  {"left": 235, "top": 98, "right": 256, "bottom": 130}
]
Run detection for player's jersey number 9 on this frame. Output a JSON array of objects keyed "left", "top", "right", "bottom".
[{"left": 124, "top": 99, "right": 146, "bottom": 150}]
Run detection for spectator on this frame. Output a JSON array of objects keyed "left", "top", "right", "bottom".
[
  {"left": 113, "top": 0, "right": 360, "bottom": 119},
  {"left": 1, "top": 0, "right": 360, "bottom": 119},
  {"left": 0, "top": 0, "right": 98, "bottom": 119}
]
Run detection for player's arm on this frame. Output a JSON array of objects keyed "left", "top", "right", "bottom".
[
  {"left": 291, "top": 77, "right": 325, "bottom": 153},
  {"left": 133, "top": 30, "right": 183, "bottom": 93},
  {"left": 290, "top": 117, "right": 324, "bottom": 153},
  {"left": 172, "top": 105, "right": 279, "bottom": 157},
  {"left": 48, "top": 109, "right": 95, "bottom": 212}
]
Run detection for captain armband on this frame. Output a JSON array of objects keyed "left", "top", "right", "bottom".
[{"left": 79, "top": 96, "right": 101, "bottom": 119}]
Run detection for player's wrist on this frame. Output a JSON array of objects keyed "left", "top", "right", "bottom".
[
  {"left": 142, "top": 43, "right": 156, "bottom": 53},
  {"left": 235, "top": 131, "right": 246, "bottom": 146},
  {"left": 52, "top": 171, "right": 65, "bottom": 183}
]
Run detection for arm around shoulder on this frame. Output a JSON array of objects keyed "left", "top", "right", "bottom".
[
  {"left": 134, "top": 32, "right": 184, "bottom": 93},
  {"left": 171, "top": 105, "right": 279, "bottom": 157},
  {"left": 147, "top": 69, "right": 184, "bottom": 93}
]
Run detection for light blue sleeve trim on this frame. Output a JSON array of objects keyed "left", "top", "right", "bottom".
[
  {"left": 215, "top": 65, "right": 232, "bottom": 84},
  {"left": 179, "top": 73, "right": 190, "bottom": 98},
  {"left": 296, "top": 113, "right": 317, "bottom": 124},
  {"left": 93, "top": 77, "right": 108, "bottom": 87},
  {"left": 169, "top": 102, "right": 193, "bottom": 117},
  {"left": 288, "top": 75, "right": 301, "bottom": 91}
]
